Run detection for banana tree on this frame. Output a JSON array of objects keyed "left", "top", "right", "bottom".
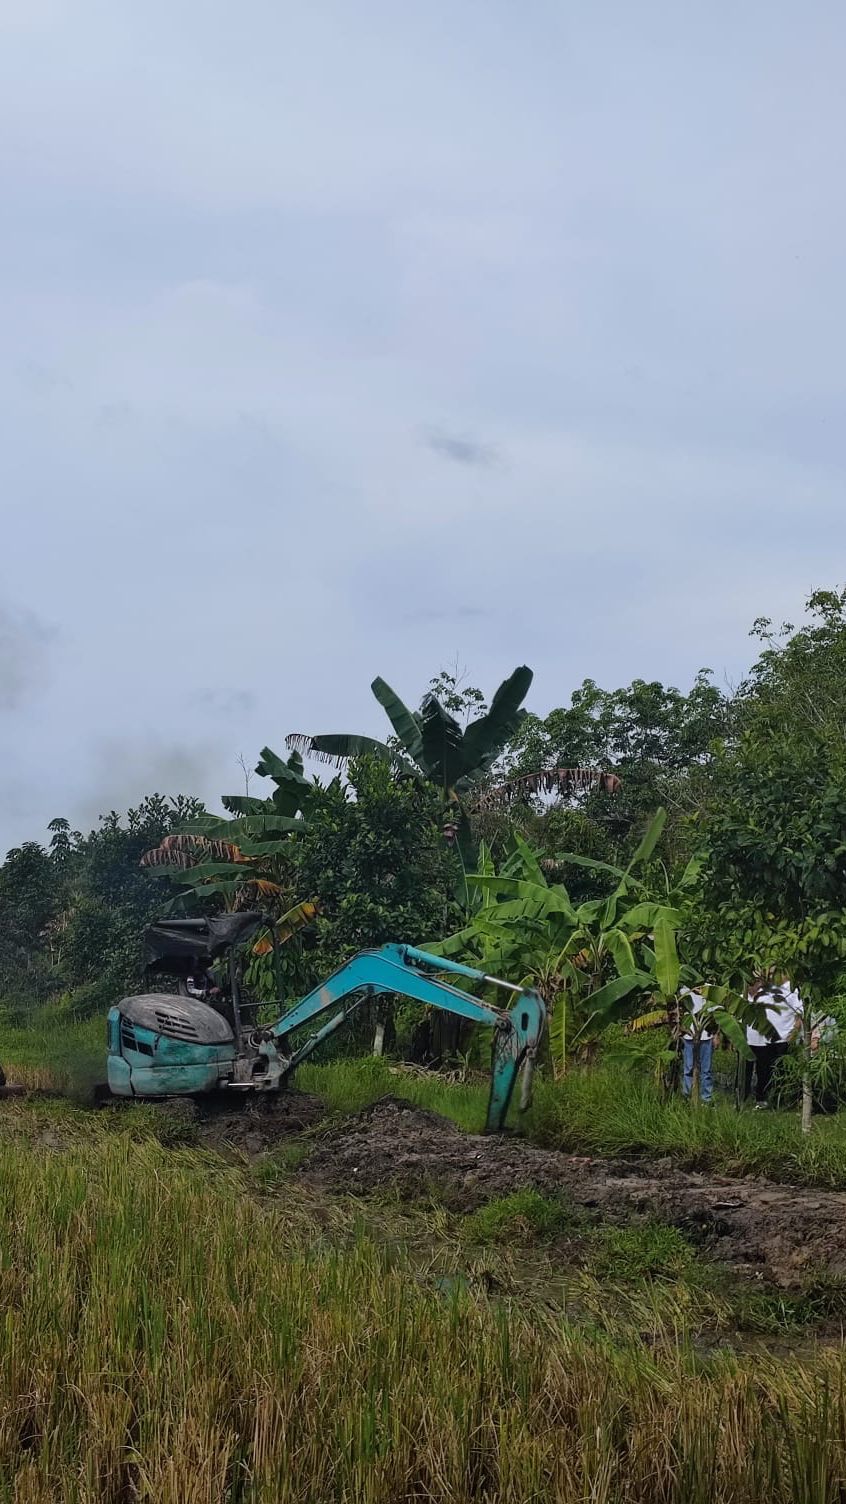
[
  {"left": 287, "top": 668, "right": 535, "bottom": 803},
  {"left": 287, "top": 667, "right": 617, "bottom": 878},
  {"left": 140, "top": 747, "right": 321, "bottom": 993},
  {"left": 630, "top": 984, "right": 779, "bottom": 1103},
  {"left": 141, "top": 746, "right": 316, "bottom": 901},
  {"left": 433, "top": 810, "right": 683, "bottom": 1075}
]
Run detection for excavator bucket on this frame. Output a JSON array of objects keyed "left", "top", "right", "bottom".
[{"left": 485, "top": 990, "right": 546, "bottom": 1132}]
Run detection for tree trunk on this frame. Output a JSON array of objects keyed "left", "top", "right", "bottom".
[
  {"left": 372, "top": 1021, "right": 386, "bottom": 1057},
  {"left": 801, "top": 1010, "right": 814, "bottom": 1135}
]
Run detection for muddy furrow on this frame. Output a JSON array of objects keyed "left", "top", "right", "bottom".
[{"left": 302, "top": 1097, "right": 846, "bottom": 1288}]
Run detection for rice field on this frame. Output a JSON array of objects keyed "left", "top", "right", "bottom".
[
  {"left": 0, "top": 1105, "right": 843, "bottom": 1502},
  {"left": 2, "top": 1014, "right": 846, "bottom": 1500}
]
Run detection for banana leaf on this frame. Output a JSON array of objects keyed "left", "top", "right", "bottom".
[
  {"left": 506, "top": 829, "right": 548, "bottom": 887},
  {"left": 653, "top": 913, "right": 680, "bottom": 995},
  {"left": 604, "top": 928, "right": 638, "bottom": 976},
  {"left": 286, "top": 733, "right": 419, "bottom": 778},
  {"left": 370, "top": 677, "right": 424, "bottom": 762},
  {"left": 147, "top": 861, "right": 253, "bottom": 883},
  {"left": 253, "top": 899, "right": 321, "bottom": 953},
  {"left": 140, "top": 834, "right": 243, "bottom": 869},
  {"left": 181, "top": 814, "right": 307, "bottom": 839},
  {"left": 459, "top": 665, "right": 533, "bottom": 772},
  {"left": 475, "top": 766, "right": 618, "bottom": 808},
  {"left": 709, "top": 1009, "right": 752, "bottom": 1058},
  {"left": 419, "top": 697, "right": 464, "bottom": 791},
  {"left": 466, "top": 875, "right": 577, "bottom": 919},
  {"left": 616, "top": 902, "right": 682, "bottom": 934},
  {"left": 221, "top": 795, "right": 275, "bottom": 816},
  {"left": 628, "top": 1008, "right": 669, "bottom": 1033},
  {"left": 580, "top": 970, "right": 654, "bottom": 1019},
  {"left": 255, "top": 746, "right": 313, "bottom": 788},
  {"left": 625, "top": 808, "right": 667, "bottom": 872},
  {"left": 548, "top": 851, "right": 634, "bottom": 882}
]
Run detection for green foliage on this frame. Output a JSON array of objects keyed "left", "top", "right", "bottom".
[
  {"left": 0, "top": 795, "right": 206, "bottom": 1013},
  {"left": 143, "top": 747, "right": 317, "bottom": 915},
  {"left": 693, "top": 591, "right": 846, "bottom": 1131},
  {"left": 586, "top": 1222, "right": 696, "bottom": 1282},
  {"left": 293, "top": 755, "right": 461, "bottom": 988},
  {"left": 0, "top": 842, "right": 60, "bottom": 999},
  {"left": 461, "top": 1189, "right": 574, "bottom": 1245},
  {"left": 437, "top": 811, "right": 683, "bottom": 1070},
  {"left": 507, "top": 670, "right": 728, "bottom": 859}
]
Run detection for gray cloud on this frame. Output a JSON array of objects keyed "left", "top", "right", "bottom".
[
  {"left": 0, "top": 604, "right": 54, "bottom": 711},
  {"left": 402, "top": 606, "right": 491, "bottom": 624},
  {"left": 191, "top": 688, "right": 258, "bottom": 716},
  {"left": 422, "top": 427, "right": 500, "bottom": 468}
]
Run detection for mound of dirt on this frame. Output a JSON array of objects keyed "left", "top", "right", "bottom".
[{"left": 302, "top": 1096, "right": 846, "bottom": 1288}]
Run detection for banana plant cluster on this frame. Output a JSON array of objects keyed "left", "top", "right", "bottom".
[
  {"left": 434, "top": 809, "right": 696, "bottom": 1075},
  {"left": 140, "top": 746, "right": 319, "bottom": 955}
]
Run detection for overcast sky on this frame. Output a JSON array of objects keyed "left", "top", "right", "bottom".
[{"left": 2, "top": 1, "right": 845, "bottom": 852}]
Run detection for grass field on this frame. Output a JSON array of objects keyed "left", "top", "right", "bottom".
[
  {"left": 0, "top": 1103, "right": 844, "bottom": 1502},
  {"left": 2, "top": 1011, "right": 846, "bottom": 1499}
]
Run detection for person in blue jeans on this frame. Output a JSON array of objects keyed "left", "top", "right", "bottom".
[{"left": 681, "top": 988, "right": 716, "bottom": 1103}]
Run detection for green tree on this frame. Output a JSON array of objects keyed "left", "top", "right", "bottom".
[
  {"left": 506, "top": 672, "right": 728, "bottom": 862},
  {"left": 696, "top": 590, "right": 846, "bottom": 1131},
  {"left": 292, "top": 756, "right": 461, "bottom": 1053},
  {"left": 0, "top": 842, "right": 61, "bottom": 1000},
  {"left": 62, "top": 795, "right": 205, "bottom": 1009},
  {"left": 288, "top": 667, "right": 534, "bottom": 810}
]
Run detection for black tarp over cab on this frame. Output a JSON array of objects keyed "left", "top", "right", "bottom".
[{"left": 143, "top": 913, "right": 264, "bottom": 979}]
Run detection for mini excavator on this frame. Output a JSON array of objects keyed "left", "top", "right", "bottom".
[{"left": 107, "top": 914, "right": 546, "bottom": 1132}]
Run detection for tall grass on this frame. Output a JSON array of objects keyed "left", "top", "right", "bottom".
[
  {"left": 0, "top": 1129, "right": 844, "bottom": 1502},
  {"left": 0, "top": 1007, "right": 103, "bottom": 1094},
  {"left": 527, "top": 1066, "right": 846, "bottom": 1187},
  {"left": 297, "top": 1056, "right": 491, "bottom": 1131}
]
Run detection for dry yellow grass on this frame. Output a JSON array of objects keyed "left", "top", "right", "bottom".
[{"left": 0, "top": 1120, "right": 842, "bottom": 1501}]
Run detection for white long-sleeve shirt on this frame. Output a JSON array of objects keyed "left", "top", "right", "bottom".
[{"left": 746, "top": 986, "right": 802, "bottom": 1049}]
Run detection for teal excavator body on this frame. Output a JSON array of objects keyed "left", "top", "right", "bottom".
[{"left": 107, "top": 922, "right": 546, "bottom": 1132}]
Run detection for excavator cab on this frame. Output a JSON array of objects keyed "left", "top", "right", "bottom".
[{"left": 107, "top": 912, "right": 271, "bottom": 1099}]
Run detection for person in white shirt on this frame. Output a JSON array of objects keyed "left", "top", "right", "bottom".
[
  {"left": 681, "top": 988, "right": 716, "bottom": 1103},
  {"left": 744, "top": 976, "right": 802, "bottom": 1108}
]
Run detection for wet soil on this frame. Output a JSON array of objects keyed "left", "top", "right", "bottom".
[
  {"left": 190, "top": 1090, "right": 326, "bottom": 1154},
  {"left": 301, "top": 1096, "right": 846, "bottom": 1289},
  {"left": 98, "top": 1089, "right": 327, "bottom": 1155}
]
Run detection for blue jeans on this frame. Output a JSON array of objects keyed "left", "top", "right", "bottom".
[{"left": 682, "top": 1038, "right": 713, "bottom": 1102}]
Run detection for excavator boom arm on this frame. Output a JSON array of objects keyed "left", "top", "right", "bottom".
[{"left": 269, "top": 943, "right": 546, "bottom": 1132}]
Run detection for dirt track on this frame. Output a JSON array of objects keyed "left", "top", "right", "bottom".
[{"left": 301, "top": 1097, "right": 846, "bottom": 1288}]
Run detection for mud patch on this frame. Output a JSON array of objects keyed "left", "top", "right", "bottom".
[
  {"left": 302, "top": 1097, "right": 846, "bottom": 1288},
  {"left": 113, "top": 1090, "right": 328, "bottom": 1154},
  {"left": 195, "top": 1091, "right": 326, "bottom": 1154}
]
